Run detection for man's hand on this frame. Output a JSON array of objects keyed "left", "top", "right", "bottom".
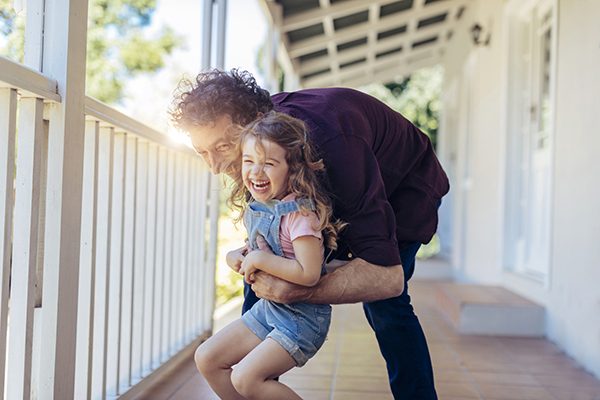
[
  {"left": 255, "top": 235, "right": 272, "bottom": 254},
  {"left": 251, "top": 271, "right": 311, "bottom": 304}
]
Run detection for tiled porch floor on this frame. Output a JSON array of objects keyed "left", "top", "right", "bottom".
[{"left": 136, "top": 280, "right": 600, "bottom": 399}]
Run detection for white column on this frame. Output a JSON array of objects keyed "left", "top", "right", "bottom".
[
  {"left": 6, "top": 97, "right": 44, "bottom": 400},
  {"left": 74, "top": 120, "right": 99, "bottom": 400},
  {"left": 185, "top": 159, "right": 199, "bottom": 342},
  {"left": 152, "top": 147, "right": 167, "bottom": 367},
  {"left": 201, "top": 0, "right": 214, "bottom": 70},
  {"left": 196, "top": 167, "right": 210, "bottom": 333},
  {"left": 0, "top": 88, "right": 17, "bottom": 399},
  {"left": 142, "top": 143, "right": 158, "bottom": 375},
  {"left": 118, "top": 135, "right": 138, "bottom": 393},
  {"left": 36, "top": 0, "right": 89, "bottom": 398},
  {"left": 199, "top": 0, "right": 227, "bottom": 334},
  {"left": 160, "top": 151, "right": 175, "bottom": 361},
  {"left": 131, "top": 140, "right": 149, "bottom": 379},
  {"left": 105, "top": 132, "right": 126, "bottom": 397},
  {"left": 215, "top": 0, "right": 227, "bottom": 69},
  {"left": 90, "top": 126, "right": 115, "bottom": 400},
  {"left": 24, "top": 1, "right": 44, "bottom": 70}
]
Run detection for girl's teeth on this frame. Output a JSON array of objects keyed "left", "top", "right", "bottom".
[{"left": 253, "top": 181, "right": 269, "bottom": 188}]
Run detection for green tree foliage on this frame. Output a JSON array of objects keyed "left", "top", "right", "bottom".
[
  {"left": 0, "top": 0, "right": 180, "bottom": 103},
  {"left": 0, "top": 0, "right": 24, "bottom": 59},
  {"left": 361, "top": 65, "right": 443, "bottom": 149},
  {"left": 0, "top": 0, "right": 15, "bottom": 35}
]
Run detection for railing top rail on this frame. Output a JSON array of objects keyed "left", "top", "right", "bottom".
[
  {"left": 0, "top": 56, "right": 196, "bottom": 155},
  {"left": 0, "top": 55, "right": 61, "bottom": 102},
  {"left": 85, "top": 96, "right": 196, "bottom": 155}
]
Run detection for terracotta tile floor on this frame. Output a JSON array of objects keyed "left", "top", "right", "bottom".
[{"left": 135, "top": 281, "right": 600, "bottom": 399}]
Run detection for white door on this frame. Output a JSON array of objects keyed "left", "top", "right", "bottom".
[{"left": 506, "top": 0, "right": 556, "bottom": 282}]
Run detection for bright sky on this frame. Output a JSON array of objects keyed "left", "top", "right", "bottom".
[
  {"left": 152, "top": 0, "right": 266, "bottom": 79},
  {"left": 120, "top": 0, "right": 267, "bottom": 134},
  {"left": 0, "top": 0, "right": 267, "bottom": 134}
]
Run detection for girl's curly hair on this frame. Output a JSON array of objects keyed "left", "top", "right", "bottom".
[
  {"left": 170, "top": 69, "right": 273, "bottom": 130},
  {"left": 229, "top": 111, "right": 345, "bottom": 250}
]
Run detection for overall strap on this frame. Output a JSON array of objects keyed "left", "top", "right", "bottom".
[{"left": 274, "top": 198, "right": 315, "bottom": 217}]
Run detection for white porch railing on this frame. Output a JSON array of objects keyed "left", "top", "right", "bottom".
[{"left": 0, "top": 55, "right": 219, "bottom": 399}]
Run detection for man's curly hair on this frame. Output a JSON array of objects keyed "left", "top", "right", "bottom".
[{"left": 170, "top": 69, "right": 274, "bottom": 131}]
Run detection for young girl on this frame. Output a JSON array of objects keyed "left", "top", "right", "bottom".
[{"left": 194, "top": 111, "right": 342, "bottom": 399}]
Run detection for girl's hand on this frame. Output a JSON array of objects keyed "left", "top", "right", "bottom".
[
  {"left": 226, "top": 244, "right": 248, "bottom": 273},
  {"left": 239, "top": 250, "right": 264, "bottom": 284}
]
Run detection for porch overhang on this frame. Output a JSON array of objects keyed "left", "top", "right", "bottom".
[{"left": 259, "top": 0, "right": 470, "bottom": 88}]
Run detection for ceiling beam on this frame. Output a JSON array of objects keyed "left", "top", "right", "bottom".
[
  {"left": 319, "top": 0, "right": 340, "bottom": 78},
  {"left": 258, "top": 1, "right": 300, "bottom": 81},
  {"left": 287, "top": 0, "right": 466, "bottom": 58},
  {"left": 339, "top": 55, "right": 440, "bottom": 87},
  {"left": 283, "top": 0, "right": 396, "bottom": 33},
  {"left": 298, "top": 21, "right": 451, "bottom": 75},
  {"left": 302, "top": 44, "right": 443, "bottom": 87}
]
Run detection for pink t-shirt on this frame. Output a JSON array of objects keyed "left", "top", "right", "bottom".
[{"left": 279, "top": 194, "right": 323, "bottom": 259}]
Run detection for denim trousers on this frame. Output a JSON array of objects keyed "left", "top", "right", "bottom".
[{"left": 362, "top": 241, "right": 437, "bottom": 399}]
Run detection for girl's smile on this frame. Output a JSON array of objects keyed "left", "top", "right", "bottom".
[{"left": 242, "top": 136, "right": 290, "bottom": 203}]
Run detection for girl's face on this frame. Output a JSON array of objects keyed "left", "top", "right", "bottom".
[{"left": 241, "top": 136, "right": 290, "bottom": 203}]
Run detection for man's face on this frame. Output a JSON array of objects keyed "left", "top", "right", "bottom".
[{"left": 189, "top": 115, "right": 240, "bottom": 175}]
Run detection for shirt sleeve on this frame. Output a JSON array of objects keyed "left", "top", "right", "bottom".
[
  {"left": 320, "top": 135, "right": 402, "bottom": 266},
  {"left": 283, "top": 211, "right": 323, "bottom": 242}
]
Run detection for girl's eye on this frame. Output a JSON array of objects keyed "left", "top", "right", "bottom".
[
  {"left": 265, "top": 162, "right": 274, "bottom": 167},
  {"left": 243, "top": 159, "right": 253, "bottom": 164}
]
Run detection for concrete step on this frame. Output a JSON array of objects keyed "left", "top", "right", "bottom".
[{"left": 435, "top": 282, "right": 545, "bottom": 337}]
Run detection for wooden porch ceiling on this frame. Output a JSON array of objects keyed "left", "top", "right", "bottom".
[{"left": 260, "top": 0, "right": 470, "bottom": 88}]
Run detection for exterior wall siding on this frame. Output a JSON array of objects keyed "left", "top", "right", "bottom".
[{"left": 440, "top": 0, "right": 600, "bottom": 378}]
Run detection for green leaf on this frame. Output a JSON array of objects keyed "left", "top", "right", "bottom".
[{"left": 1, "top": 0, "right": 182, "bottom": 103}]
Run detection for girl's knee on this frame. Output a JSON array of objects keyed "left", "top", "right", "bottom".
[
  {"left": 194, "top": 342, "right": 218, "bottom": 375},
  {"left": 230, "top": 367, "right": 260, "bottom": 399}
]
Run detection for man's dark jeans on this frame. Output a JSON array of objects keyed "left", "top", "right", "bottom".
[
  {"left": 241, "top": 241, "right": 437, "bottom": 399},
  {"left": 363, "top": 241, "right": 437, "bottom": 399}
]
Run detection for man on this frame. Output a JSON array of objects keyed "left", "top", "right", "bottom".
[{"left": 171, "top": 69, "right": 449, "bottom": 399}]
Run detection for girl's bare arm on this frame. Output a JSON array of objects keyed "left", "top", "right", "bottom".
[{"left": 240, "top": 236, "right": 323, "bottom": 287}]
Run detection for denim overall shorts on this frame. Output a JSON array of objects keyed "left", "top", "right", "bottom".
[{"left": 240, "top": 198, "right": 332, "bottom": 367}]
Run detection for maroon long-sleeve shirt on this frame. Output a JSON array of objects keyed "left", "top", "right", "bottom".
[{"left": 272, "top": 87, "right": 449, "bottom": 266}]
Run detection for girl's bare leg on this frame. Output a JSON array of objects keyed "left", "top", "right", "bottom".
[
  {"left": 194, "top": 319, "right": 261, "bottom": 399},
  {"left": 231, "top": 338, "right": 301, "bottom": 400}
]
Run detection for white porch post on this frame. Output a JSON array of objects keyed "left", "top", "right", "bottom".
[
  {"left": 6, "top": 96, "right": 44, "bottom": 400},
  {"left": 204, "top": 0, "right": 227, "bottom": 332},
  {"left": 36, "top": 0, "right": 89, "bottom": 399},
  {"left": 0, "top": 88, "right": 17, "bottom": 399},
  {"left": 199, "top": 0, "right": 226, "bottom": 333}
]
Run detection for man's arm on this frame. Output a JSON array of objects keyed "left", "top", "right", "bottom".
[{"left": 250, "top": 256, "right": 404, "bottom": 304}]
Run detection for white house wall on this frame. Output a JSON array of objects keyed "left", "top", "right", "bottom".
[
  {"left": 547, "top": 0, "right": 600, "bottom": 379},
  {"left": 440, "top": 0, "right": 506, "bottom": 284},
  {"left": 441, "top": 0, "right": 600, "bottom": 379}
]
